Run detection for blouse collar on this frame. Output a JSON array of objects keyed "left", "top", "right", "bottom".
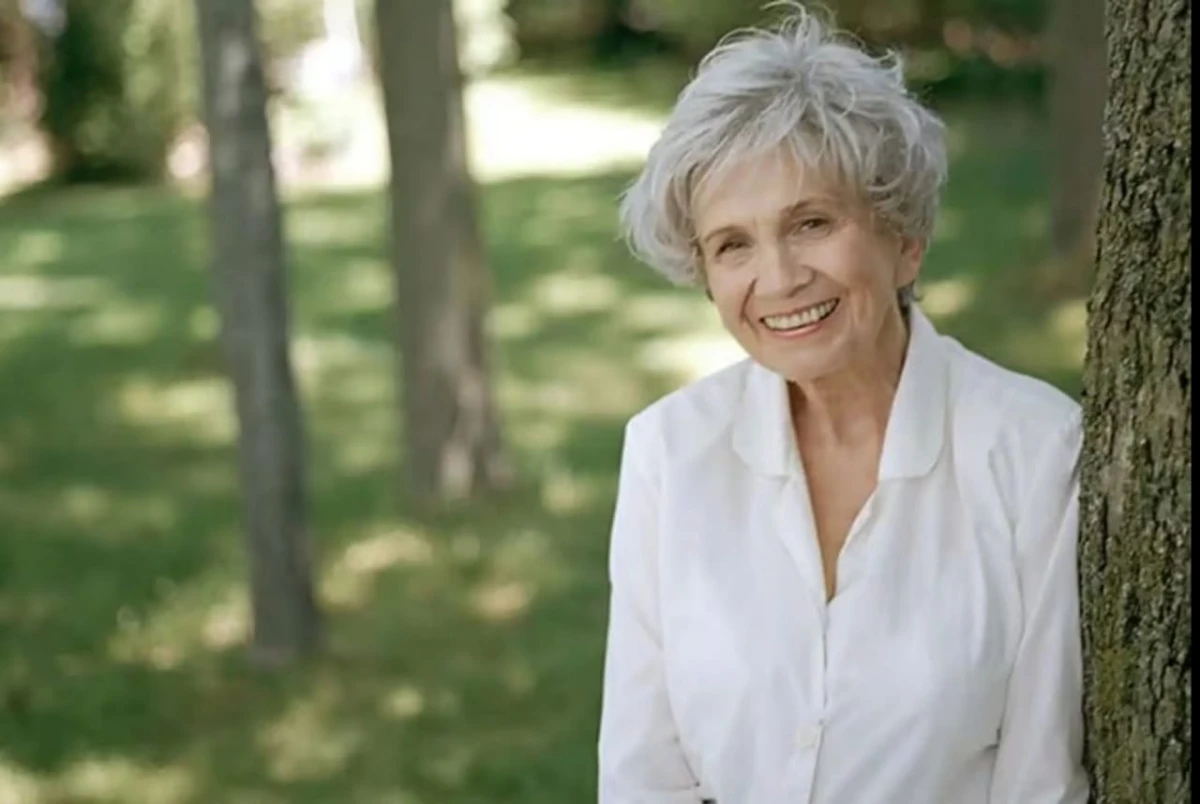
[{"left": 731, "top": 306, "right": 949, "bottom": 482}]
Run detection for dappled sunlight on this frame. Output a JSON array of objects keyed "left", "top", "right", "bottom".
[
  {"left": 921, "top": 276, "right": 978, "bottom": 318},
  {"left": 53, "top": 758, "right": 194, "bottom": 804},
  {"left": 308, "top": 257, "right": 392, "bottom": 315},
  {"left": 202, "top": 591, "right": 251, "bottom": 652},
  {"left": 187, "top": 306, "right": 221, "bottom": 342},
  {"left": 520, "top": 195, "right": 615, "bottom": 247},
  {"left": 0, "top": 754, "right": 41, "bottom": 804},
  {"left": 322, "top": 526, "right": 435, "bottom": 610},
  {"left": 617, "top": 292, "right": 747, "bottom": 383},
  {"left": 1050, "top": 298, "right": 1089, "bottom": 365},
  {"left": 466, "top": 80, "right": 665, "bottom": 182},
  {"left": 258, "top": 679, "right": 363, "bottom": 783},
  {"left": 62, "top": 484, "right": 176, "bottom": 536},
  {"left": 257, "top": 69, "right": 668, "bottom": 191},
  {"left": 471, "top": 579, "right": 536, "bottom": 624},
  {"left": 539, "top": 465, "right": 601, "bottom": 515},
  {"left": 380, "top": 683, "right": 426, "bottom": 721},
  {"left": 487, "top": 528, "right": 567, "bottom": 587},
  {"left": 69, "top": 300, "right": 167, "bottom": 347},
  {"left": 292, "top": 331, "right": 390, "bottom": 383},
  {"left": 115, "top": 376, "right": 235, "bottom": 446},
  {"left": 619, "top": 292, "right": 713, "bottom": 333},
  {"left": 287, "top": 208, "right": 381, "bottom": 250},
  {"left": 107, "top": 570, "right": 248, "bottom": 669},
  {"left": 500, "top": 412, "right": 570, "bottom": 457},
  {"left": 639, "top": 330, "right": 746, "bottom": 383},
  {"left": 527, "top": 269, "right": 623, "bottom": 316},
  {"left": 0, "top": 274, "right": 109, "bottom": 311},
  {"left": 0, "top": 483, "right": 177, "bottom": 540},
  {"left": 490, "top": 303, "right": 541, "bottom": 341},
  {"left": 7, "top": 229, "right": 65, "bottom": 270},
  {"left": 0, "top": 752, "right": 196, "bottom": 804},
  {"left": 425, "top": 743, "right": 475, "bottom": 790},
  {"left": 503, "top": 361, "right": 648, "bottom": 420},
  {"left": 986, "top": 307, "right": 1089, "bottom": 395}
]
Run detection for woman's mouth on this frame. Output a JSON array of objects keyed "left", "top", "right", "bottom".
[{"left": 760, "top": 299, "right": 840, "bottom": 334}]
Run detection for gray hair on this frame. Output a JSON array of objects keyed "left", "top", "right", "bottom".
[{"left": 618, "top": 2, "right": 948, "bottom": 308}]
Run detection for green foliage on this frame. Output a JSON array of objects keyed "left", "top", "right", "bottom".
[
  {"left": 257, "top": 0, "right": 325, "bottom": 64},
  {"left": 505, "top": 0, "right": 608, "bottom": 52},
  {"left": 38, "top": 0, "right": 193, "bottom": 183},
  {"left": 504, "top": 0, "right": 1050, "bottom": 99}
]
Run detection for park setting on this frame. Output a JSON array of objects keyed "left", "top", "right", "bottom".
[{"left": 0, "top": 0, "right": 1188, "bottom": 802}]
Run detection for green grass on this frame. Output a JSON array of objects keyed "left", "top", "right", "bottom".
[{"left": 0, "top": 88, "right": 1086, "bottom": 802}]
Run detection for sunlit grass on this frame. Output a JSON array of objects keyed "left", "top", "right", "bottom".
[{"left": 0, "top": 64, "right": 1086, "bottom": 803}]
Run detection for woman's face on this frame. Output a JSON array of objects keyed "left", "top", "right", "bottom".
[{"left": 692, "top": 148, "right": 922, "bottom": 385}]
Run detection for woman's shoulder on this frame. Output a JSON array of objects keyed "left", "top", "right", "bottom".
[
  {"left": 624, "top": 358, "right": 755, "bottom": 462},
  {"left": 941, "top": 335, "right": 1081, "bottom": 442},
  {"left": 939, "top": 337, "right": 1082, "bottom": 522}
]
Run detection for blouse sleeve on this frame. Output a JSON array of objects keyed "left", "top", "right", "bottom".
[
  {"left": 989, "top": 413, "right": 1090, "bottom": 803},
  {"left": 597, "top": 415, "right": 702, "bottom": 804}
]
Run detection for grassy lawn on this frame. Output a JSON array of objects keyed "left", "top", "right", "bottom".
[{"left": 0, "top": 69, "right": 1086, "bottom": 803}]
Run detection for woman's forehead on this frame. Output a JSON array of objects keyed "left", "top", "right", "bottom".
[{"left": 692, "top": 149, "right": 846, "bottom": 228}]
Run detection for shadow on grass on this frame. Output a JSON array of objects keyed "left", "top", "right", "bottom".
[{"left": 0, "top": 98, "right": 1084, "bottom": 802}]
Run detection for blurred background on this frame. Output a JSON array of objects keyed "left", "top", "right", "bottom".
[{"left": 0, "top": 0, "right": 1104, "bottom": 801}]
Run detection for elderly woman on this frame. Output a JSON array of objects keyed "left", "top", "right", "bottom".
[{"left": 597, "top": 6, "right": 1088, "bottom": 804}]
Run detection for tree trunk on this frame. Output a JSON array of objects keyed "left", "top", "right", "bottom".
[
  {"left": 1078, "top": 0, "right": 1190, "bottom": 800},
  {"left": 373, "top": 0, "right": 510, "bottom": 503},
  {"left": 0, "top": 0, "right": 40, "bottom": 119},
  {"left": 1047, "top": 0, "right": 1107, "bottom": 280},
  {"left": 194, "top": 0, "right": 320, "bottom": 665}
]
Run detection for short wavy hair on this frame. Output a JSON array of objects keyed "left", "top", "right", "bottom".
[{"left": 618, "top": 2, "right": 948, "bottom": 304}]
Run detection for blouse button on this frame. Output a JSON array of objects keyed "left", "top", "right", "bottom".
[{"left": 797, "top": 721, "right": 824, "bottom": 749}]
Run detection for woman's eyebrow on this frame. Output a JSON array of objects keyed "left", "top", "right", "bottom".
[
  {"left": 696, "top": 195, "right": 840, "bottom": 246},
  {"left": 783, "top": 196, "right": 837, "bottom": 216},
  {"left": 699, "top": 225, "right": 739, "bottom": 246}
]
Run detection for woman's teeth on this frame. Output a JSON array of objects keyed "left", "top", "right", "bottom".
[{"left": 762, "top": 299, "right": 838, "bottom": 331}]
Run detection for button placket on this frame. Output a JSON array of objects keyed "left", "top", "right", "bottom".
[{"left": 797, "top": 720, "right": 824, "bottom": 749}]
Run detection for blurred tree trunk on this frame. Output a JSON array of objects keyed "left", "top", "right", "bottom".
[
  {"left": 1046, "top": 0, "right": 1106, "bottom": 291},
  {"left": 373, "top": 0, "right": 510, "bottom": 503},
  {"left": 1078, "top": 0, "right": 1190, "bottom": 800},
  {"left": 0, "top": 0, "right": 39, "bottom": 119},
  {"left": 194, "top": 0, "right": 320, "bottom": 665}
]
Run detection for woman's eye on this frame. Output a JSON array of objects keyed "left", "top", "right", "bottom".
[
  {"left": 794, "top": 216, "right": 831, "bottom": 233},
  {"left": 716, "top": 239, "right": 747, "bottom": 256}
]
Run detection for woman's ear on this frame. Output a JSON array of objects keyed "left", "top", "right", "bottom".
[{"left": 897, "top": 236, "right": 924, "bottom": 287}]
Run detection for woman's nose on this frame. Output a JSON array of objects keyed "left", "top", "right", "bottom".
[{"left": 756, "top": 241, "right": 814, "bottom": 296}]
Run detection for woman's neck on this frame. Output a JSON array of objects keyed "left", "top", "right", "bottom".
[{"left": 789, "top": 309, "right": 910, "bottom": 449}]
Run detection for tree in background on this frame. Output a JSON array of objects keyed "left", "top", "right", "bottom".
[
  {"left": 1046, "top": 0, "right": 1105, "bottom": 292},
  {"left": 374, "top": 0, "right": 510, "bottom": 503},
  {"left": 0, "top": 0, "right": 40, "bottom": 119},
  {"left": 1079, "top": 0, "right": 1190, "bottom": 799},
  {"left": 194, "top": 0, "right": 320, "bottom": 665},
  {"left": 38, "top": 0, "right": 192, "bottom": 182}
]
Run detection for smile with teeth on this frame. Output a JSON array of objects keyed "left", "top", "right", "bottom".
[{"left": 761, "top": 299, "right": 839, "bottom": 331}]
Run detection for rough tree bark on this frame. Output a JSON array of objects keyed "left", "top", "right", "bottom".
[
  {"left": 373, "top": 0, "right": 510, "bottom": 503},
  {"left": 194, "top": 0, "right": 320, "bottom": 664},
  {"left": 1078, "top": 0, "right": 1190, "bottom": 800}
]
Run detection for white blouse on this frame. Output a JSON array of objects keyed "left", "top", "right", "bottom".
[{"left": 597, "top": 309, "right": 1088, "bottom": 804}]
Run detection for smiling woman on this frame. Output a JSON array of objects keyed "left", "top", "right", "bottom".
[{"left": 598, "top": 4, "right": 1089, "bottom": 804}]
